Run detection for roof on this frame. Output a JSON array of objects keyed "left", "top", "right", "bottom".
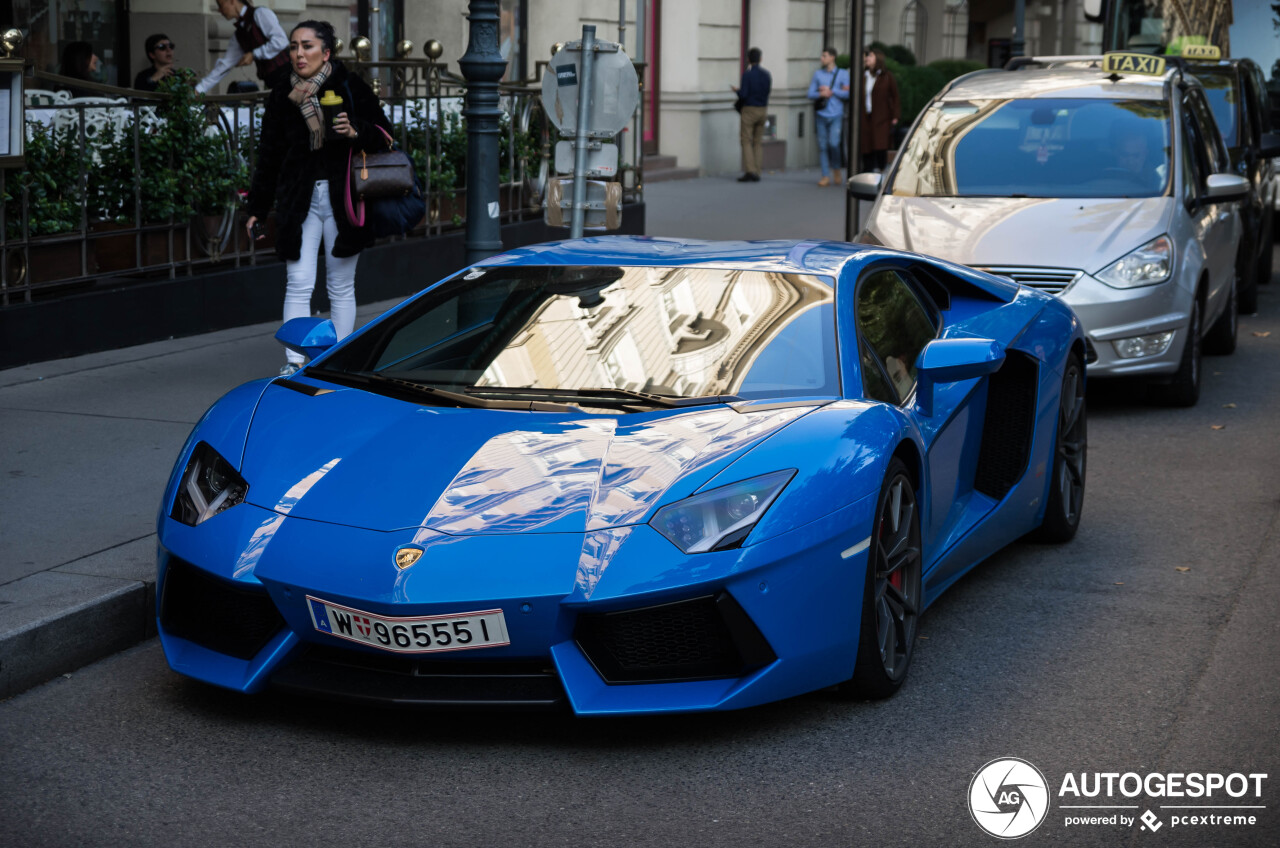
[
  {"left": 474, "top": 235, "right": 1021, "bottom": 303},
  {"left": 942, "top": 65, "right": 1177, "bottom": 102}
]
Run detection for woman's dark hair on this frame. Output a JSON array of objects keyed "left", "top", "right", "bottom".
[
  {"left": 863, "top": 47, "right": 888, "bottom": 75},
  {"left": 290, "top": 20, "right": 337, "bottom": 55},
  {"left": 145, "top": 33, "right": 172, "bottom": 59},
  {"left": 60, "top": 41, "right": 96, "bottom": 80}
]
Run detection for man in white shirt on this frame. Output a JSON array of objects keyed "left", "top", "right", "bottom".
[{"left": 195, "top": 0, "right": 290, "bottom": 94}]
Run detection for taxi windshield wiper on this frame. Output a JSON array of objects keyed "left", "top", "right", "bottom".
[
  {"left": 303, "top": 368, "right": 574, "bottom": 411},
  {"left": 466, "top": 385, "right": 743, "bottom": 408}
]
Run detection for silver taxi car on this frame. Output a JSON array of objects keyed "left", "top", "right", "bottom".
[{"left": 851, "top": 53, "right": 1251, "bottom": 406}]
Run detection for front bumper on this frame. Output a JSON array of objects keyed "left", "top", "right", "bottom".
[
  {"left": 1058, "top": 274, "right": 1193, "bottom": 379},
  {"left": 156, "top": 495, "right": 875, "bottom": 715}
]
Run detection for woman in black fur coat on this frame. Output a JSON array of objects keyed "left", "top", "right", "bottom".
[{"left": 246, "top": 19, "right": 391, "bottom": 376}]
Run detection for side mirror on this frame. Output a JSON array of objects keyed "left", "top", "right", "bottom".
[
  {"left": 847, "top": 172, "right": 883, "bottom": 201},
  {"left": 275, "top": 317, "right": 338, "bottom": 363},
  {"left": 914, "top": 338, "right": 1005, "bottom": 417},
  {"left": 1202, "top": 173, "right": 1250, "bottom": 204},
  {"left": 1259, "top": 132, "right": 1280, "bottom": 159}
]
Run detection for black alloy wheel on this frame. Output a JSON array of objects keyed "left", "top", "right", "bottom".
[
  {"left": 841, "top": 457, "right": 923, "bottom": 700},
  {"left": 1032, "top": 354, "right": 1087, "bottom": 543}
]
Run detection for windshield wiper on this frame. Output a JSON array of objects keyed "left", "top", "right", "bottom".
[
  {"left": 302, "top": 368, "right": 575, "bottom": 411},
  {"left": 465, "top": 385, "right": 743, "bottom": 409}
]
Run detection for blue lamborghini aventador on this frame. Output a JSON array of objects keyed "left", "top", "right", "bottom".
[{"left": 156, "top": 237, "right": 1087, "bottom": 714}]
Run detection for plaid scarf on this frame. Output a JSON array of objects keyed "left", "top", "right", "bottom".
[{"left": 288, "top": 61, "right": 333, "bottom": 151}]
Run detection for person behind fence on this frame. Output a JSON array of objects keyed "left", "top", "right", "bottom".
[
  {"left": 860, "top": 47, "right": 899, "bottom": 173},
  {"left": 732, "top": 47, "right": 771, "bottom": 183},
  {"left": 134, "top": 34, "right": 186, "bottom": 92},
  {"left": 244, "top": 20, "right": 392, "bottom": 378},
  {"left": 58, "top": 41, "right": 102, "bottom": 96},
  {"left": 196, "top": 0, "right": 290, "bottom": 95},
  {"left": 808, "top": 47, "right": 850, "bottom": 187}
]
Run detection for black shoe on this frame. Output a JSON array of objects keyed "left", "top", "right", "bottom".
[
  {"left": 737, "top": 173, "right": 753, "bottom": 182},
  {"left": 750, "top": 173, "right": 761, "bottom": 181}
]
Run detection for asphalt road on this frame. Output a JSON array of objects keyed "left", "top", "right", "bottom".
[{"left": 2, "top": 211, "right": 1278, "bottom": 846}]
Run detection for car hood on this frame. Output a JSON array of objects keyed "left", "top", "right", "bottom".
[
  {"left": 240, "top": 383, "right": 813, "bottom": 533},
  {"left": 867, "top": 196, "right": 1173, "bottom": 274}
]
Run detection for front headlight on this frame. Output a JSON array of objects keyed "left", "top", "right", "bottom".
[
  {"left": 650, "top": 470, "right": 795, "bottom": 554},
  {"left": 1096, "top": 235, "right": 1174, "bottom": 289},
  {"left": 171, "top": 442, "right": 249, "bottom": 526}
]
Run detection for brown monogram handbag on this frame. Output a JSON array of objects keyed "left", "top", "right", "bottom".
[{"left": 349, "top": 127, "right": 415, "bottom": 200}]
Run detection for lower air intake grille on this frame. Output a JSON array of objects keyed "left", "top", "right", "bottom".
[
  {"left": 973, "top": 266, "right": 1081, "bottom": 295},
  {"left": 271, "top": 647, "right": 566, "bottom": 710},
  {"left": 160, "top": 557, "right": 283, "bottom": 660},
  {"left": 974, "top": 350, "right": 1039, "bottom": 499},
  {"left": 575, "top": 593, "right": 776, "bottom": 684}
]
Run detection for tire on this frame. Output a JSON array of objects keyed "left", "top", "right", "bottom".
[
  {"left": 1239, "top": 248, "right": 1259, "bottom": 314},
  {"left": 1256, "top": 225, "right": 1274, "bottom": 289},
  {"left": 1030, "top": 354, "right": 1086, "bottom": 543},
  {"left": 1151, "top": 299, "right": 1201, "bottom": 407},
  {"left": 839, "top": 457, "right": 923, "bottom": 700},
  {"left": 1204, "top": 271, "right": 1237, "bottom": 355}
]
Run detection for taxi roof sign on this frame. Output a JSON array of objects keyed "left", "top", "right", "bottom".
[
  {"left": 1180, "top": 44, "right": 1221, "bottom": 61},
  {"left": 1102, "top": 52, "right": 1167, "bottom": 76}
]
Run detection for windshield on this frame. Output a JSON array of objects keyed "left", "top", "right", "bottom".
[
  {"left": 1189, "top": 68, "right": 1238, "bottom": 147},
  {"left": 319, "top": 265, "right": 839, "bottom": 404},
  {"left": 889, "top": 98, "right": 1172, "bottom": 199}
]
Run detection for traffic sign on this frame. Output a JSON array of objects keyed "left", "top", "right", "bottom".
[
  {"left": 541, "top": 41, "right": 639, "bottom": 137},
  {"left": 554, "top": 141, "right": 617, "bottom": 177}
]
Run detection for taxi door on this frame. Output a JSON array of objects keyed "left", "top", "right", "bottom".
[{"left": 1180, "top": 89, "right": 1238, "bottom": 316}]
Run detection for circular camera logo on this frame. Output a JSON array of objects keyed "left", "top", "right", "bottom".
[{"left": 968, "top": 758, "right": 1050, "bottom": 839}]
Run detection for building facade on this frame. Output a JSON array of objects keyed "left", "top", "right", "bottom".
[{"left": 7, "top": 0, "right": 1103, "bottom": 175}]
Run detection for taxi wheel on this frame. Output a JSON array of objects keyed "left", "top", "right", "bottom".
[
  {"left": 839, "top": 458, "right": 922, "bottom": 700},
  {"left": 1152, "top": 300, "right": 1201, "bottom": 407},
  {"left": 1031, "top": 354, "right": 1086, "bottom": 544},
  {"left": 1204, "top": 274, "right": 1237, "bottom": 355}
]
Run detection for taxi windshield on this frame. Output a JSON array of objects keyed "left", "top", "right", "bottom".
[
  {"left": 1188, "top": 68, "right": 1238, "bottom": 147},
  {"left": 889, "top": 98, "right": 1172, "bottom": 199}
]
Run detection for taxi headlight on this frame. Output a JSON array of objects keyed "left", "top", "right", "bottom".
[
  {"left": 651, "top": 470, "right": 795, "bottom": 554},
  {"left": 1113, "top": 331, "right": 1175, "bottom": 359},
  {"left": 1096, "top": 235, "right": 1173, "bottom": 289},
  {"left": 171, "top": 442, "right": 249, "bottom": 526}
]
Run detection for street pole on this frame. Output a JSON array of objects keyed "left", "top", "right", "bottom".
[
  {"left": 1012, "top": 0, "right": 1026, "bottom": 59},
  {"left": 844, "top": 0, "right": 865, "bottom": 241},
  {"left": 459, "top": 0, "right": 508, "bottom": 263},
  {"left": 570, "top": 25, "right": 598, "bottom": 239}
]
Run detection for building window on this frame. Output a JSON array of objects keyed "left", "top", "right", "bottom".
[
  {"left": 901, "top": 1, "right": 927, "bottom": 63},
  {"left": 943, "top": 1, "right": 969, "bottom": 60}
]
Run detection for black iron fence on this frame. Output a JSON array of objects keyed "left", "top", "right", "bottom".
[{"left": 1, "top": 60, "right": 645, "bottom": 307}]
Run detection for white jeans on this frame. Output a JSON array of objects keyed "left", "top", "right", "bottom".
[{"left": 283, "top": 180, "right": 359, "bottom": 364}]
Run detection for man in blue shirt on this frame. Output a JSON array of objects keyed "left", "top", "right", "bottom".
[
  {"left": 808, "top": 47, "right": 850, "bottom": 186},
  {"left": 733, "top": 48, "right": 772, "bottom": 183}
]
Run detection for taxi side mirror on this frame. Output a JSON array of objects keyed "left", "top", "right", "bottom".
[
  {"left": 1202, "top": 173, "right": 1249, "bottom": 204},
  {"left": 848, "top": 172, "right": 882, "bottom": 201},
  {"left": 1259, "top": 132, "right": 1280, "bottom": 159}
]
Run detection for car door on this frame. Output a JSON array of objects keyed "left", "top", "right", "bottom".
[
  {"left": 853, "top": 266, "right": 982, "bottom": 556},
  {"left": 1181, "top": 90, "right": 1236, "bottom": 314}
]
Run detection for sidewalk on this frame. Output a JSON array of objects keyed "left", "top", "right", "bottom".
[{"left": 0, "top": 169, "right": 846, "bottom": 698}]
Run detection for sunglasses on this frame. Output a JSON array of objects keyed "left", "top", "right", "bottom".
[{"left": 153, "top": 42, "right": 175, "bottom": 51}]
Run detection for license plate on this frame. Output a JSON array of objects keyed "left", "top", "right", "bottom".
[{"left": 306, "top": 596, "right": 510, "bottom": 654}]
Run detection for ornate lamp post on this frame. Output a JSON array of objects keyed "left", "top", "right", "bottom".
[{"left": 458, "top": 0, "right": 508, "bottom": 263}]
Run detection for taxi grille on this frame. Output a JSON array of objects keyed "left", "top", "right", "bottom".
[
  {"left": 973, "top": 266, "right": 1081, "bottom": 295},
  {"left": 159, "top": 557, "right": 283, "bottom": 660},
  {"left": 575, "top": 593, "right": 776, "bottom": 684}
]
